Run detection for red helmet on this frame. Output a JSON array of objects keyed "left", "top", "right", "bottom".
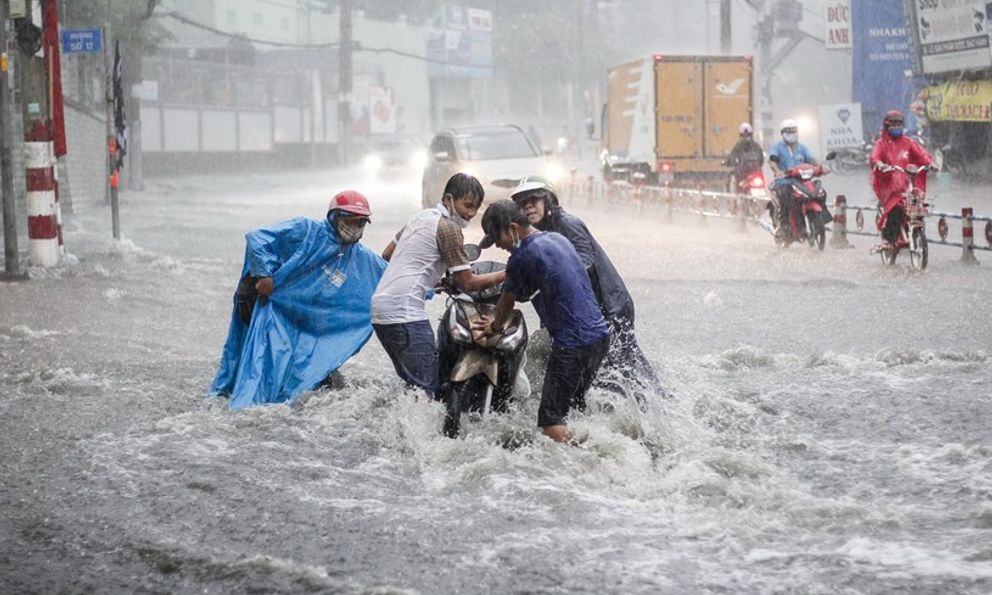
[
  {"left": 328, "top": 190, "right": 371, "bottom": 218},
  {"left": 883, "top": 110, "right": 904, "bottom": 128}
]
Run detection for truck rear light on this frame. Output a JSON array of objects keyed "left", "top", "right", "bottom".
[{"left": 660, "top": 161, "right": 674, "bottom": 173}]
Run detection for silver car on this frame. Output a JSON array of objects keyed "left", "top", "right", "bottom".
[{"left": 421, "top": 124, "right": 565, "bottom": 208}]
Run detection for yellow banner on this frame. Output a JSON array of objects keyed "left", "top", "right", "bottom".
[{"left": 925, "top": 80, "right": 992, "bottom": 122}]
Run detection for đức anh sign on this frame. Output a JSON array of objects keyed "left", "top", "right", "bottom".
[
  {"left": 61, "top": 29, "right": 102, "bottom": 54},
  {"left": 925, "top": 80, "right": 992, "bottom": 122}
]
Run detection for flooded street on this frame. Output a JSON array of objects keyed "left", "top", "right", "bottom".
[{"left": 2, "top": 169, "right": 991, "bottom": 593}]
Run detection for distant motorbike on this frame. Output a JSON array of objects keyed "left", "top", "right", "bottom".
[
  {"left": 769, "top": 152, "right": 835, "bottom": 251},
  {"left": 871, "top": 163, "right": 932, "bottom": 270},
  {"left": 438, "top": 246, "right": 530, "bottom": 438},
  {"left": 833, "top": 141, "right": 873, "bottom": 174},
  {"left": 733, "top": 170, "right": 769, "bottom": 198}
]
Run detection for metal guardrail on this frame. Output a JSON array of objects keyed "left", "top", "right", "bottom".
[{"left": 563, "top": 175, "right": 992, "bottom": 265}]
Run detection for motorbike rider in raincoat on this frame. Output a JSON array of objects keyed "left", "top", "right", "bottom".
[
  {"left": 869, "top": 110, "right": 933, "bottom": 249},
  {"left": 768, "top": 118, "right": 819, "bottom": 238},
  {"left": 510, "top": 175, "right": 661, "bottom": 396},
  {"left": 725, "top": 123, "right": 765, "bottom": 189},
  {"left": 211, "top": 191, "right": 387, "bottom": 409}
]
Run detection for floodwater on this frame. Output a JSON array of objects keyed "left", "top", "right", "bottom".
[{"left": 2, "top": 168, "right": 991, "bottom": 593}]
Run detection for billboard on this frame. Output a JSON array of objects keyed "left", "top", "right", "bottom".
[
  {"left": 924, "top": 80, "right": 992, "bottom": 122},
  {"left": 907, "top": 0, "right": 992, "bottom": 74},
  {"left": 426, "top": 5, "right": 493, "bottom": 79},
  {"left": 853, "top": 1, "right": 920, "bottom": 139},
  {"left": 368, "top": 86, "right": 397, "bottom": 134}
]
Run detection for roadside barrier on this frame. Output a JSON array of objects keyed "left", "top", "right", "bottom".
[
  {"left": 837, "top": 198, "right": 990, "bottom": 264},
  {"left": 564, "top": 176, "right": 771, "bottom": 233},
  {"left": 563, "top": 175, "right": 992, "bottom": 263}
]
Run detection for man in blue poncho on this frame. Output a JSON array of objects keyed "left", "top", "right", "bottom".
[{"left": 211, "top": 190, "right": 387, "bottom": 409}]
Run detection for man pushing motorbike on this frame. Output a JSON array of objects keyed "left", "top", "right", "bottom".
[
  {"left": 510, "top": 175, "right": 660, "bottom": 397},
  {"left": 869, "top": 110, "right": 933, "bottom": 250}
]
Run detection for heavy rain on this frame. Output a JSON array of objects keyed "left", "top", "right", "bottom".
[{"left": 2, "top": 1, "right": 991, "bottom": 593}]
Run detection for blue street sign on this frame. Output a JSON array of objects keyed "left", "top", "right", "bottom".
[{"left": 61, "top": 29, "right": 102, "bottom": 54}]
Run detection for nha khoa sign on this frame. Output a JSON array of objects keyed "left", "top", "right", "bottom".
[
  {"left": 825, "top": 0, "right": 852, "bottom": 49},
  {"left": 925, "top": 80, "right": 992, "bottom": 122},
  {"left": 818, "top": 103, "right": 864, "bottom": 157}
]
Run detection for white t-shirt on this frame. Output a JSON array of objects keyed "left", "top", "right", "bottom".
[{"left": 371, "top": 204, "right": 471, "bottom": 324}]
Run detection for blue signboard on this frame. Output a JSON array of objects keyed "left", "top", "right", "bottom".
[
  {"left": 61, "top": 29, "right": 102, "bottom": 54},
  {"left": 852, "top": 1, "right": 922, "bottom": 139}
]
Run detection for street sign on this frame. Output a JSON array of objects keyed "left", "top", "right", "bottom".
[{"left": 61, "top": 29, "right": 102, "bottom": 54}]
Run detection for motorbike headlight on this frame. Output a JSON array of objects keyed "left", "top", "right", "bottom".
[
  {"left": 363, "top": 154, "right": 383, "bottom": 175},
  {"left": 496, "top": 314, "right": 527, "bottom": 351},
  {"left": 447, "top": 305, "right": 473, "bottom": 345}
]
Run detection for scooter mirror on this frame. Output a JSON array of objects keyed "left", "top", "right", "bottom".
[
  {"left": 463, "top": 243, "right": 482, "bottom": 261},
  {"left": 825, "top": 151, "right": 837, "bottom": 161}
]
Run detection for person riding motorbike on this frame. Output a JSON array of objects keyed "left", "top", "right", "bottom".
[
  {"left": 768, "top": 118, "right": 819, "bottom": 238},
  {"left": 725, "top": 123, "right": 765, "bottom": 189},
  {"left": 869, "top": 110, "right": 933, "bottom": 250}
]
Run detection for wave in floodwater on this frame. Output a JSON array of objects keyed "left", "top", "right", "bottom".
[{"left": 42, "top": 343, "right": 987, "bottom": 594}]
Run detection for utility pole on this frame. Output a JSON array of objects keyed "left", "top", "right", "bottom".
[
  {"left": 1, "top": 3, "right": 21, "bottom": 276},
  {"left": 720, "top": 0, "right": 732, "bottom": 54},
  {"left": 337, "top": 0, "right": 352, "bottom": 167},
  {"left": 103, "top": 23, "right": 119, "bottom": 239}
]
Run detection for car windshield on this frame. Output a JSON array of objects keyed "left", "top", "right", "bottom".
[{"left": 455, "top": 130, "right": 539, "bottom": 160}]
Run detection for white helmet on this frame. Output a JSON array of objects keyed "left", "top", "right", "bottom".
[
  {"left": 739, "top": 122, "right": 753, "bottom": 136},
  {"left": 780, "top": 118, "right": 798, "bottom": 132}
]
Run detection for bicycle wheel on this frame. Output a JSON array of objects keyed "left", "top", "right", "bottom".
[{"left": 909, "top": 228, "right": 928, "bottom": 270}]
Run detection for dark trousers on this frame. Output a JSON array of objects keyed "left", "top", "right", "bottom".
[
  {"left": 602, "top": 314, "right": 660, "bottom": 390},
  {"left": 883, "top": 207, "right": 905, "bottom": 243},
  {"left": 538, "top": 336, "right": 609, "bottom": 427},
  {"left": 373, "top": 320, "right": 438, "bottom": 395}
]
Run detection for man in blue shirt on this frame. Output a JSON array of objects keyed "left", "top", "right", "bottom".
[
  {"left": 477, "top": 200, "right": 610, "bottom": 443},
  {"left": 768, "top": 118, "right": 818, "bottom": 238}
]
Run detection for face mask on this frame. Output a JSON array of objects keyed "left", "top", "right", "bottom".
[
  {"left": 888, "top": 127, "right": 904, "bottom": 138},
  {"left": 443, "top": 197, "right": 471, "bottom": 229},
  {"left": 448, "top": 210, "right": 470, "bottom": 229},
  {"left": 783, "top": 132, "right": 798, "bottom": 144},
  {"left": 335, "top": 217, "right": 366, "bottom": 244}
]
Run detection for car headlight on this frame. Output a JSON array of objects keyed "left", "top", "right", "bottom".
[
  {"left": 363, "top": 154, "right": 383, "bottom": 174},
  {"left": 410, "top": 149, "right": 428, "bottom": 171},
  {"left": 544, "top": 162, "right": 564, "bottom": 184}
]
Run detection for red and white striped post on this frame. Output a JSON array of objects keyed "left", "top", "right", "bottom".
[
  {"left": 961, "top": 207, "right": 980, "bottom": 265},
  {"left": 830, "top": 195, "right": 851, "bottom": 248},
  {"left": 24, "top": 115, "right": 61, "bottom": 267}
]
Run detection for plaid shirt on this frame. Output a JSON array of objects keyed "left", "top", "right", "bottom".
[{"left": 435, "top": 217, "right": 470, "bottom": 272}]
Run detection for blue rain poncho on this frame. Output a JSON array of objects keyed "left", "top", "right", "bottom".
[{"left": 210, "top": 215, "right": 386, "bottom": 409}]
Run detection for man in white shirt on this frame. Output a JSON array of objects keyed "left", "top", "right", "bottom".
[{"left": 371, "top": 173, "right": 504, "bottom": 396}]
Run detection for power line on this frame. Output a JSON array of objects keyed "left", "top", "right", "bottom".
[{"left": 156, "top": 10, "right": 493, "bottom": 69}]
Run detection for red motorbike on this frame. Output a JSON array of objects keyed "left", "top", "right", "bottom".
[
  {"left": 768, "top": 153, "right": 834, "bottom": 250},
  {"left": 871, "top": 163, "right": 932, "bottom": 270},
  {"left": 735, "top": 170, "right": 769, "bottom": 199}
]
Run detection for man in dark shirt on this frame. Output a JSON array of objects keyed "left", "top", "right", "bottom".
[
  {"left": 478, "top": 200, "right": 610, "bottom": 444},
  {"left": 511, "top": 175, "right": 660, "bottom": 396}
]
